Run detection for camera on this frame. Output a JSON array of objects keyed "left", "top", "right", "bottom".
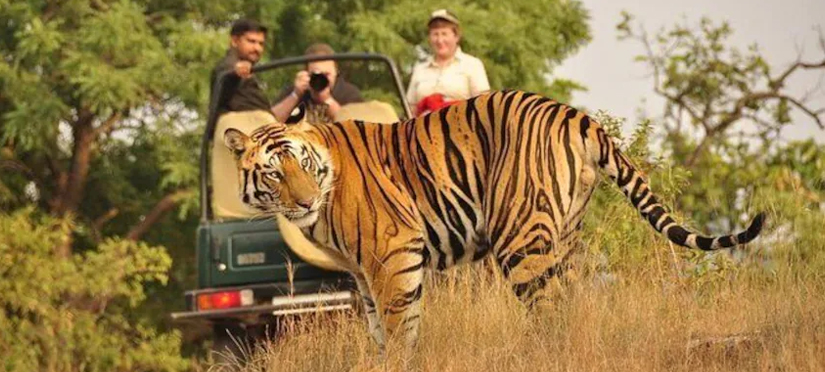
[{"left": 309, "top": 72, "right": 329, "bottom": 92}]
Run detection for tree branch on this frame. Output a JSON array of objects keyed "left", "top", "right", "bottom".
[
  {"left": 743, "top": 113, "right": 779, "bottom": 130},
  {"left": 684, "top": 90, "right": 821, "bottom": 166},
  {"left": 93, "top": 208, "right": 120, "bottom": 230},
  {"left": 41, "top": 0, "right": 61, "bottom": 22},
  {"left": 784, "top": 95, "right": 825, "bottom": 129},
  {"left": 659, "top": 90, "right": 712, "bottom": 131},
  {"left": 770, "top": 58, "right": 825, "bottom": 90},
  {"left": 90, "top": 208, "right": 120, "bottom": 243},
  {"left": 715, "top": 91, "right": 779, "bottom": 130},
  {"left": 126, "top": 190, "right": 192, "bottom": 241},
  {"left": 0, "top": 159, "right": 35, "bottom": 178},
  {"left": 54, "top": 108, "right": 95, "bottom": 216},
  {"left": 685, "top": 136, "right": 711, "bottom": 167},
  {"left": 53, "top": 108, "right": 96, "bottom": 258},
  {"left": 46, "top": 154, "right": 67, "bottom": 213}
]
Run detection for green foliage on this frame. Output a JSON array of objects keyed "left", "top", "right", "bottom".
[
  {"left": 0, "top": 1, "right": 231, "bottom": 368},
  {"left": 1, "top": 1, "right": 222, "bottom": 150},
  {"left": 584, "top": 113, "right": 691, "bottom": 276},
  {"left": 617, "top": 13, "right": 774, "bottom": 130},
  {"left": 0, "top": 0, "right": 221, "bottom": 222},
  {"left": 584, "top": 114, "right": 825, "bottom": 290},
  {"left": 0, "top": 208, "right": 188, "bottom": 371},
  {"left": 616, "top": 12, "right": 825, "bottom": 233}
]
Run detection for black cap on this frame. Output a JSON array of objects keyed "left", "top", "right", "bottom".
[{"left": 230, "top": 19, "right": 268, "bottom": 36}]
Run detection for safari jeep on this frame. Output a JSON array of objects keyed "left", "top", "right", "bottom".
[{"left": 171, "top": 53, "right": 412, "bottom": 358}]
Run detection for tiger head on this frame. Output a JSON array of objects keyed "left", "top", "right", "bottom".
[{"left": 223, "top": 122, "right": 333, "bottom": 228}]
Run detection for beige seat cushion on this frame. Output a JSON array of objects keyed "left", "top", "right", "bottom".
[
  {"left": 212, "top": 110, "right": 277, "bottom": 220},
  {"left": 334, "top": 100, "right": 400, "bottom": 124}
]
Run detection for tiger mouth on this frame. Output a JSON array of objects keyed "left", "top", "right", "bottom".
[
  {"left": 286, "top": 210, "right": 319, "bottom": 228},
  {"left": 281, "top": 208, "right": 316, "bottom": 219},
  {"left": 252, "top": 204, "right": 318, "bottom": 226}
]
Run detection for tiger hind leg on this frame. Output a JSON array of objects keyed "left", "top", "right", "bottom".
[{"left": 496, "top": 240, "right": 581, "bottom": 310}]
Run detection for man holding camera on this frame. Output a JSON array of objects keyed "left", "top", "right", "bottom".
[{"left": 272, "top": 43, "right": 363, "bottom": 124}]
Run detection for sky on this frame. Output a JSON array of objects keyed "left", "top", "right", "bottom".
[{"left": 555, "top": 0, "right": 825, "bottom": 143}]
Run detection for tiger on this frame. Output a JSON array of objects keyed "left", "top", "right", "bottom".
[{"left": 222, "top": 89, "right": 765, "bottom": 354}]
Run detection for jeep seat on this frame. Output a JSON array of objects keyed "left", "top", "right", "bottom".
[{"left": 334, "top": 100, "right": 399, "bottom": 123}]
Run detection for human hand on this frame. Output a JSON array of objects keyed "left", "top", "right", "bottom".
[
  {"left": 234, "top": 61, "right": 253, "bottom": 79},
  {"left": 311, "top": 85, "right": 333, "bottom": 104},
  {"left": 294, "top": 70, "right": 310, "bottom": 95}
]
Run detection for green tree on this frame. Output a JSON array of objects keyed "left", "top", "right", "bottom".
[
  {"left": 616, "top": 13, "right": 825, "bottom": 230},
  {"left": 0, "top": 0, "right": 224, "bottom": 246},
  {"left": 0, "top": 209, "right": 187, "bottom": 371},
  {"left": 575, "top": 14, "right": 825, "bottom": 287},
  {"left": 0, "top": 0, "right": 229, "bottom": 368}
]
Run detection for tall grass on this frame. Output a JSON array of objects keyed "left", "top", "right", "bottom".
[{"left": 215, "top": 255, "right": 824, "bottom": 372}]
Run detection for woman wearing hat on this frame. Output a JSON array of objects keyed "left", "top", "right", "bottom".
[{"left": 406, "top": 9, "right": 490, "bottom": 116}]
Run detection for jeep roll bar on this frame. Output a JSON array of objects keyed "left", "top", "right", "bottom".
[{"left": 200, "top": 53, "right": 412, "bottom": 222}]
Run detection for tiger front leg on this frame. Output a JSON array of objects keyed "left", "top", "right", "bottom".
[
  {"left": 365, "top": 239, "right": 426, "bottom": 355},
  {"left": 353, "top": 273, "right": 386, "bottom": 353}
]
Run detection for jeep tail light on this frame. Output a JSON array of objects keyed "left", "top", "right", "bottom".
[{"left": 197, "top": 290, "right": 253, "bottom": 310}]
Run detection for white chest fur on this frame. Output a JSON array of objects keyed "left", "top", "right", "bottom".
[{"left": 275, "top": 213, "right": 352, "bottom": 272}]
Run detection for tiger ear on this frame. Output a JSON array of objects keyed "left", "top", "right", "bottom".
[
  {"left": 285, "top": 102, "right": 307, "bottom": 125},
  {"left": 223, "top": 128, "right": 250, "bottom": 156}
]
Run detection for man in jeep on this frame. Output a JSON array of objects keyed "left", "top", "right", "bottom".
[
  {"left": 210, "top": 19, "right": 275, "bottom": 116},
  {"left": 271, "top": 43, "right": 363, "bottom": 124}
]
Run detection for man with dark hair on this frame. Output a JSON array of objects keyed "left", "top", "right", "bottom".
[
  {"left": 271, "top": 43, "right": 363, "bottom": 124},
  {"left": 210, "top": 19, "right": 273, "bottom": 115}
]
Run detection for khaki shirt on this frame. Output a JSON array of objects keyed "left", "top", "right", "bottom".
[{"left": 406, "top": 48, "right": 490, "bottom": 107}]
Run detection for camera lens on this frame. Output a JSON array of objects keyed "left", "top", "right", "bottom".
[{"left": 309, "top": 73, "right": 329, "bottom": 92}]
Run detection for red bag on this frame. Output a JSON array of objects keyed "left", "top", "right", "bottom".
[{"left": 416, "top": 93, "right": 459, "bottom": 116}]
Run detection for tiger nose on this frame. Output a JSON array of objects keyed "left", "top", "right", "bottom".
[{"left": 296, "top": 198, "right": 313, "bottom": 209}]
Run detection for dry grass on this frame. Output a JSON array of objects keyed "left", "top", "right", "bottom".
[{"left": 211, "top": 257, "right": 825, "bottom": 372}]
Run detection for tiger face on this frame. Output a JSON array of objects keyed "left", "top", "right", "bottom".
[{"left": 223, "top": 124, "right": 333, "bottom": 228}]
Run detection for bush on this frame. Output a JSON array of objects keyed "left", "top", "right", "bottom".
[{"left": 0, "top": 208, "right": 189, "bottom": 372}]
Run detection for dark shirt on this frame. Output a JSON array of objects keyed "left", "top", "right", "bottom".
[
  {"left": 275, "top": 76, "right": 364, "bottom": 124},
  {"left": 210, "top": 50, "right": 272, "bottom": 113},
  {"left": 275, "top": 78, "right": 363, "bottom": 122}
]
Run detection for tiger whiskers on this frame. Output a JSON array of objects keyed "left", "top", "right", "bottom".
[
  {"left": 316, "top": 185, "right": 335, "bottom": 210},
  {"left": 319, "top": 183, "right": 335, "bottom": 197},
  {"left": 244, "top": 211, "right": 277, "bottom": 223}
]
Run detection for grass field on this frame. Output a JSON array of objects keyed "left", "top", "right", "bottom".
[{"left": 212, "top": 251, "right": 825, "bottom": 372}]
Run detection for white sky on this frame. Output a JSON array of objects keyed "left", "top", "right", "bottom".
[{"left": 555, "top": 0, "right": 825, "bottom": 143}]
